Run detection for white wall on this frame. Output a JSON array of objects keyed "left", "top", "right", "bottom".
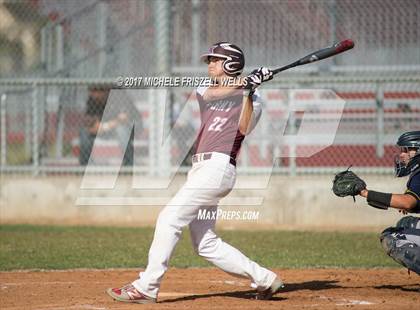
[{"left": 0, "top": 174, "right": 408, "bottom": 231}]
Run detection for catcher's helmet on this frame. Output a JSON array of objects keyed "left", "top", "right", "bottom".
[
  {"left": 395, "top": 130, "right": 420, "bottom": 177},
  {"left": 200, "top": 42, "right": 245, "bottom": 76}
]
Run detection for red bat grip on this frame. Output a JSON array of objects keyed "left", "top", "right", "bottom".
[{"left": 334, "top": 39, "right": 355, "bottom": 53}]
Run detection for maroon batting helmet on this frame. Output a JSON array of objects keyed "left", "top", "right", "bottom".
[{"left": 200, "top": 42, "right": 245, "bottom": 76}]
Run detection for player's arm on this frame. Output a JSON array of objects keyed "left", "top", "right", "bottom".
[
  {"left": 238, "top": 92, "right": 254, "bottom": 135},
  {"left": 359, "top": 189, "right": 417, "bottom": 211},
  {"left": 238, "top": 68, "right": 272, "bottom": 135},
  {"left": 98, "top": 118, "right": 120, "bottom": 133},
  {"left": 87, "top": 115, "right": 124, "bottom": 135},
  {"left": 391, "top": 193, "right": 418, "bottom": 210}
]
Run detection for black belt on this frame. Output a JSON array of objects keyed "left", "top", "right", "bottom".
[{"left": 192, "top": 153, "right": 236, "bottom": 167}]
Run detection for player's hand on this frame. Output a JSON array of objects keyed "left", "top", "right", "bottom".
[
  {"left": 243, "top": 72, "right": 262, "bottom": 92},
  {"left": 254, "top": 67, "right": 273, "bottom": 82}
]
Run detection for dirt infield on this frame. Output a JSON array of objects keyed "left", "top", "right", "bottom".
[{"left": 1, "top": 268, "right": 419, "bottom": 310}]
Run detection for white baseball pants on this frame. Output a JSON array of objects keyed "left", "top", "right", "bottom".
[{"left": 132, "top": 152, "right": 277, "bottom": 298}]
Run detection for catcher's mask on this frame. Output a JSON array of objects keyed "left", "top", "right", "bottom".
[
  {"left": 200, "top": 42, "right": 245, "bottom": 76},
  {"left": 394, "top": 131, "right": 420, "bottom": 177}
]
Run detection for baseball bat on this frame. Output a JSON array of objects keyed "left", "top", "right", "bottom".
[{"left": 272, "top": 39, "right": 355, "bottom": 74}]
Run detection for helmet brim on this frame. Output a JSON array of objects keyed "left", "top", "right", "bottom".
[{"left": 200, "top": 53, "right": 229, "bottom": 64}]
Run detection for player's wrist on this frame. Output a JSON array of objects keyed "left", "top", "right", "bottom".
[
  {"left": 242, "top": 89, "right": 254, "bottom": 97},
  {"left": 360, "top": 189, "right": 368, "bottom": 197}
]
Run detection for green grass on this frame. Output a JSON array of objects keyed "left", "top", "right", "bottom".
[{"left": 0, "top": 225, "right": 398, "bottom": 271}]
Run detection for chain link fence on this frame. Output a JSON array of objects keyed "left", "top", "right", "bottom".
[
  {"left": 0, "top": 0, "right": 419, "bottom": 176},
  {"left": 1, "top": 77, "right": 419, "bottom": 176},
  {"left": 173, "top": 0, "right": 420, "bottom": 71},
  {"left": 1, "top": 0, "right": 419, "bottom": 78}
]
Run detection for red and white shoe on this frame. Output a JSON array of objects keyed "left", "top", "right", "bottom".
[{"left": 106, "top": 284, "right": 157, "bottom": 304}]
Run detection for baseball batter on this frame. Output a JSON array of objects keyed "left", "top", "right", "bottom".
[{"left": 107, "top": 42, "right": 283, "bottom": 304}]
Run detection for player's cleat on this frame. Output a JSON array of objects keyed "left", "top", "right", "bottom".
[
  {"left": 256, "top": 278, "right": 284, "bottom": 300},
  {"left": 106, "top": 284, "right": 157, "bottom": 304}
]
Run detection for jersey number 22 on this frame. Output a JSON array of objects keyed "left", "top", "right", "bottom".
[{"left": 208, "top": 117, "right": 227, "bottom": 132}]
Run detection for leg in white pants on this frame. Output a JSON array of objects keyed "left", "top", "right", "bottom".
[
  {"left": 189, "top": 206, "right": 276, "bottom": 289},
  {"left": 132, "top": 153, "right": 276, "bottom": 298}
]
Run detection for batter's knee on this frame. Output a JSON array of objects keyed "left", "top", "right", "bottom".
[
  {"left": 380, "top": 228, "right": 398, "bottom": 254},
  {"left": 196, "top": 235, "right": 220, "bottom": 257},
  {"left": 155, "top": 209, "right": 184, "bottom": 236},
  {"left": 379, "top": 228, "right": 420, "bottom": 275}
]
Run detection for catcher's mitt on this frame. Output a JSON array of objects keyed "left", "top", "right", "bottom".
[{"left": 332, "top": 168, "right": 366, "bottom": 201}]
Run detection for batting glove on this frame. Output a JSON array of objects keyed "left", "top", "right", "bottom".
[
  {"left": 243, "top": 72, "right": 262, "bottom": 92},
  {"left": 254, "top": 67, "right": 274, "bottom": 82}
]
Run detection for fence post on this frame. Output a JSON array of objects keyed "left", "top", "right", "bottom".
[
  {"left": 32, "top": 83, "right": 40, "bottom": 176},
  {"left": 40, "top": 26, "right": 47, "bottom": 71},
  {"left": 328, "top": 0, "right": 337, "bottom": 67},
  {"left": 46, "top": 24, "right": 54, "bottom": 73},
  {"left": 154, "top": 0, "right": 171, "bottom": 177},
  {"left": 25, "top": 91, "right": 32, "bottom": 158},
  {"left": 1, "top": 94, "right": 7, "bottom": 167},
  {"left": 148, "top": 89, "right": 157, "bottom": 176},
  {"left": 288, "top": 89, "right": 297, "bottom": 176},
  {"left": 192, "top": 0, "right": 201, "bottom": 66},
  {"left": 97, "top": 1, "right": 108, "bottom": 77},
  {"left": 376, "top": 84, "right": 384, "bottom": 158},
  {"left": 56, "top": 24, "right": 64, "bottom": 73},
  {"left": 55, "top": 24, "right": 64, "bottom": 158}
]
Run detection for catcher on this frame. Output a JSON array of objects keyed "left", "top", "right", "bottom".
[{"left": 333, "top": 131, "right": 420, "bottom": 275}]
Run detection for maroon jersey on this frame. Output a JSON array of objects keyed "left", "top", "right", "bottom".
[{"left": 194, "top": 86, "right": 262, "bottom": 160}]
